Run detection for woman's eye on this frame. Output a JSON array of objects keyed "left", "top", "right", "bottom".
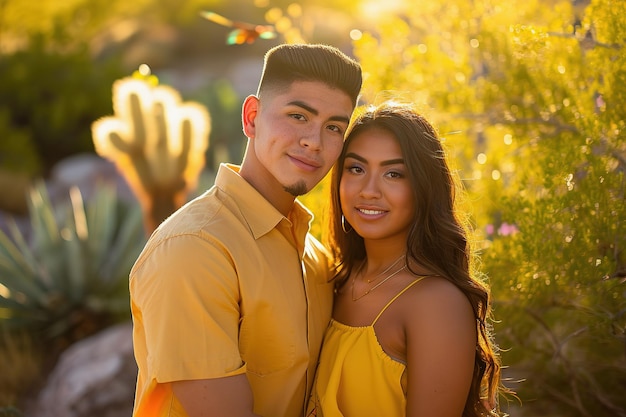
[
  {"left": 346, "top": 165, "right": 363, "bottom": 174},
  {"left": 386, "top": 170, "right": 404, "bottom": 179}
]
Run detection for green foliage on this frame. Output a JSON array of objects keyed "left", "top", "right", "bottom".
[
  {"left": 0, "top": 0, "right": 153, "bottom": 39},
  {"left": 299, "top": 173, "right": 332, "bottom": 243},
  {"left": 0, "top": 407, "right": 22, "bottom": 417},
  {"left": 0, "top": 112, "right": 39, "bottom": 175},
  {"left": 0, "top": 182, "right": 146, "bottom": 343},
  {"left": 353, "top": 0, "right": 625, "bottom": 415},
  {"left": 0, "top": 327, "right": 40, "bottom": 409},
  {"left": 185, "top": 78, "right": 245, "bottom": 172},
  {"left": 0, "top": 29, "right": 125, "bottom": 176}
]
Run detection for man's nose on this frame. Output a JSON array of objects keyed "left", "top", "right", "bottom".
[{"left": 299, "top": 126, "right": 323, "bottom": 150}]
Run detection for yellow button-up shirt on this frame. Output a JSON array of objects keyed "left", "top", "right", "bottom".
[{"left": 130, "top": 164, "right": 334, "bottom": 417}]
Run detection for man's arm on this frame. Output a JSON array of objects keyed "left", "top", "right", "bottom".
[
  {"left": 172, "top": 374, "right": 261, "bottom": 417},
  {"left": 133, "top": 236, "right": 255, "bottom": 416}
]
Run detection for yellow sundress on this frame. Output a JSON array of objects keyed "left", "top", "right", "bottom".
[{"left": 307, "top": 278, "right": 426, "bottom": 417}]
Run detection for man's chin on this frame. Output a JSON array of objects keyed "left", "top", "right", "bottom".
[{"left": 284, "top": 180, "right": 309, "bottom": 197}]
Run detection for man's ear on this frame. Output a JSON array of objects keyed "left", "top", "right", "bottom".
[{"left": 242, "top": 95, "right": 259, "bottom": 138}]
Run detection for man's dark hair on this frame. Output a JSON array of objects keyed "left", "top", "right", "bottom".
[{"left": 257, "top": 44, "right": 362, "bottom": 106}]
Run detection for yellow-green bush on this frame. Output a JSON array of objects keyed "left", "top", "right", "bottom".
[
  {"left": 0, "top": 31, "right": 125, "bottom": 177},
  {"left": 352, "top": 0, "right": 625, "bottom": 415}
]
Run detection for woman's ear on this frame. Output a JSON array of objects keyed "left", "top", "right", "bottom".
[{"left": 242, "top": 95, "right": 259, "bottom": 138}]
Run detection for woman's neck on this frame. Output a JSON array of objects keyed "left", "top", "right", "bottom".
[{"left": 361, "top": 241, "right": 407, "bottom": 274}]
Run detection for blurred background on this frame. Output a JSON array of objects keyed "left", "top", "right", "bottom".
[{"left": 0, "top": 0, "right": 624, "bottom": 416}]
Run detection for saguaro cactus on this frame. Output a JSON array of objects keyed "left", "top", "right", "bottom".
[{"left": 92, "top": 75, "right": 211, "bottom": 234}]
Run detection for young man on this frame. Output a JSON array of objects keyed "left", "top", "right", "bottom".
[{"left": 129, "top": 44, "right": 362, "bottom": 417}]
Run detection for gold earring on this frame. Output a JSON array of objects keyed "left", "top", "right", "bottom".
[{"left": 341, "top": 215, "right": 352, "bottom": 233}]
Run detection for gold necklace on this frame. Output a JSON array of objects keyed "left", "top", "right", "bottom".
[
  {"left": 351, "top": 265, "right": 407, "bottom": 301},
  {"left": 366, "top": 254, "right": 406, "bottom": 283}
]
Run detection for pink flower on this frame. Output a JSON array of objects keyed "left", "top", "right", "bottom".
[{"left": 498, "top": 222, "right": 519, "bottom": 236}]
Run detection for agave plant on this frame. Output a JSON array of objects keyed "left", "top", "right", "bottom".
[{"left": 0, "top": 181, "right": 145, "bottom": 342}]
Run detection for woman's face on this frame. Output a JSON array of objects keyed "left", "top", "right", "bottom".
[{"left": 339, "top": 127, "right": 415, "bottom": 244}]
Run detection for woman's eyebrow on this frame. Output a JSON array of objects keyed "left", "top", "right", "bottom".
[
  {"left": 345, "top": 152, "right": 404, "bottom": 166},
  {"left": 344, "top": 152, "right": 365, "bottom": 162}
]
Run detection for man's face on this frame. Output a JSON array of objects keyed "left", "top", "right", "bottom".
[{"left": 243, "top": 80, "right": 354, "bottom": 196}]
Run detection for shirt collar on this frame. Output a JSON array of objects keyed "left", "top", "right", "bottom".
[{"left": 215, "top": 164, "right": 313, "bottom": 240}]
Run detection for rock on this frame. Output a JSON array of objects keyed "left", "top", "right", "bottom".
[
  {"left": 48, "top": 153, "right": 136, "bottom": 205},
  {"left": 27, "top": 323, "right": 136, "bottom": 417},
  {"left": 0, "top": 153, "right": 138, "bottom": 243}
]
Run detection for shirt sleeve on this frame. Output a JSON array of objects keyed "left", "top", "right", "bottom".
[{"left": 131, "top": 233, "right": 246, "bottom": 383}]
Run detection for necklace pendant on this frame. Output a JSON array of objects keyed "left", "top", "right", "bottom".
[{"left": 350, "top": 264, "right": 407, "bottom": 301}]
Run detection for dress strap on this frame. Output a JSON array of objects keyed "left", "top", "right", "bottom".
[{"left": 371, "top": 276, "right": 429, "bottom": 325}]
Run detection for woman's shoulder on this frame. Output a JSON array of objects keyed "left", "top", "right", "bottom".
[
  {"left": 407, "top": 273, "right": 463, "bottom": 295},
  {"left": 396, "top": 273, "right": 474, "bottom": 320}
]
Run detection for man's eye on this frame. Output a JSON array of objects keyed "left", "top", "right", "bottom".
[{"left": 327, "top": 125, "right": 343, "bottom": 134}]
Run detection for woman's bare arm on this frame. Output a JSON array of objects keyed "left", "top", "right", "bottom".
[{"left": 404, "top": 278, "right": 477, "bottom": 417}]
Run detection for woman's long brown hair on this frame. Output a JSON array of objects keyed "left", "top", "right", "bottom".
[{"left": 326, "top": 102, "right": 511, "bottom": 416}]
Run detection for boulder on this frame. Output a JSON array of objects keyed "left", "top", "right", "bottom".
[{"left": 27, "top": 323, "right": 136, "bottom": 417}]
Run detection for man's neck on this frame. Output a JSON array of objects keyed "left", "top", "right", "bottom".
[{"left": 239, "top": 163, "right": 295, "bottom": 217}]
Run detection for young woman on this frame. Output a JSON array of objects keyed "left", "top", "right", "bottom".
[{"left": 308, "top": 102, "right": 508, "bottom": 416}]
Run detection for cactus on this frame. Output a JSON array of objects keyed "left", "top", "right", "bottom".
[{"left": 92, "top": 74, "right": 211, "bottom": 233}]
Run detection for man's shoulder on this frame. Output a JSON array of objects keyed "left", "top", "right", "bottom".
[
  {"left": 130, "top": 190, "right": 254, "bottom": 278},
  {"left": 167, "top": 188, "right": 245, "bottom": 230},
  {"left": 135, "top": 189, "right": 249, "bottom": 256}
]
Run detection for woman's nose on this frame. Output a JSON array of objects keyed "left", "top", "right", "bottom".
[{"left": 359, "top": 174, "right": 381, "bottom": 198}]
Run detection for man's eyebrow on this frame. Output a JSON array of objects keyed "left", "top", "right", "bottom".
[
  {"left": 287, "top": 100, "right": 351, "bottom": 124},
  {"left": 287, "top": 100, "right": 318, "bottom": 115},
  {"left": 345, "top": 152, "right": 404, "bottom": 166}
]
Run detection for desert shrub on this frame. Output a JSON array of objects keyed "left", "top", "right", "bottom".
[
  {"left": 0, "top": 327, "right": 40, "bottom": 410},
  {"left": 352, "top": 0, "right": 625, "bottom": 415},
  {"left": 0, "top": 29, "right": 125, "bottom": 176}
]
